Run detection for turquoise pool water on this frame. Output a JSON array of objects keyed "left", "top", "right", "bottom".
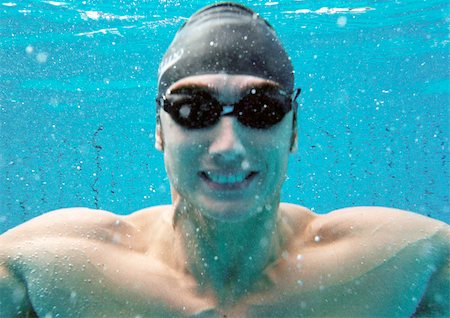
[{"left": 1, "top": 0, "right": 448, "bottom": 233}]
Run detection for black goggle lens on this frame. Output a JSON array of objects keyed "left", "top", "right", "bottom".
[
  {"left": 237, "top": 93, "right": 288, "bottom": 129},
  {"left": 160, "top": 87, "right": 297, "bottom": 129}
]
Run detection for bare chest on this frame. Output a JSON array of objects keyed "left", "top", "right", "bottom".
[{"left": 22, "top": 246, "right": 430, "bottom": 318}]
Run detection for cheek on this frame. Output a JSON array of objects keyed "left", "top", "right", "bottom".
[
  {"left": 164, "top": 145, "right": 188, "bottom": 176},
  {"left": 163, "top": 149, "right": 176, "bottom": 181},
  {"left": 163, "top": 139, "right": 204, "bottom": 191},
  {"left": 164, "top": 147, "right": 190, "bottom": 198},
  {"left": 267, "top": 147, "right": 290, "bottom": 179},
  {"left": 261, "top": 122, "right": 292, "bottom": 176},
  {"left": 256, "top": 119, "right": 293, "bottom": 155}
]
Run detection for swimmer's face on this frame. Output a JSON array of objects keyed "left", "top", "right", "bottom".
[{"left": 157, "top": 74, "right": 296, "bottom": 221}]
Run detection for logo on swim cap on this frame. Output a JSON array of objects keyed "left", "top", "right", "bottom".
[{"left": 158, "top": 48, "right": 184, "bottom": 84}]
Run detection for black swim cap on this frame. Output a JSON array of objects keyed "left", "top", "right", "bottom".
[{"left": 157, "top": 2, "right": 294, "bottom": 94}]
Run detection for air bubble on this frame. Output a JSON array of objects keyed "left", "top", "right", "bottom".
[
  {"left": 179, "top": 105, "right": 191, "bottom": 118},
  {"left": 36, "top": 52, "right": 49, "bottom": 63},
  {"left": 337, "top": 16, "right": 347, "bottom": 27}
]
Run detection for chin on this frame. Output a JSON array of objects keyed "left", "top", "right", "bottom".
[{"left": 198, "top": 201, "right": 265, "bottom": 223}]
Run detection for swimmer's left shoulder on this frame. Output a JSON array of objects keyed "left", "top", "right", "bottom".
[
  {"left": 323, "top": 206, "right": 449, "bottom": 244},
  {"left": 329, "top": 206, "right": 447, "bottom": 228}
]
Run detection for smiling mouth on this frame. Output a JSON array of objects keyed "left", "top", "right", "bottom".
[{"left": 199, "top": 171, "right": 258, "bottom": 190}]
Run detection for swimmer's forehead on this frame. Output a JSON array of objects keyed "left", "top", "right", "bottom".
[
  {"left": 167, "top": 74, "right": 282, "bottom": 92},
  {"left": 165, "top": 76, "right": 287, "bottom": 105}
]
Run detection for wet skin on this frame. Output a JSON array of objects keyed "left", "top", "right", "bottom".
[
  {"left": 0, "top": 75, "right": 449, "bottom": 317},
  {"left": 1, "top": 206, "right": 448, "bottom": 317}
]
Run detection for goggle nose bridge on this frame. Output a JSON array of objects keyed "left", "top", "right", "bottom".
[{"left": 220, "top": 104, "right": 235, "bottom": 116}]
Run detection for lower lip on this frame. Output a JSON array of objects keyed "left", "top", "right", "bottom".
[{"left": 199, "top": 172, "right": 258, "bottom": 191}]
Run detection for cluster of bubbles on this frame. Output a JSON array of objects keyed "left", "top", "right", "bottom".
[{"left": 25, "top": 45, "right": 49, "bottom": 64}]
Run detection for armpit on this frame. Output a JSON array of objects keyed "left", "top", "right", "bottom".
[
  {"left": 413, "top": 258, "right": 450, "bottom": 317},
  {"left": 0, "top": 265, "right": 35, "bottom": 317}
]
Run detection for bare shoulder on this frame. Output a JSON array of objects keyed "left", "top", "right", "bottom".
[
  {"left": 280, "top": 205, "right": 448, "bottom": 276},
  {"left": 0, "top": 208, "right": 128, "bottom": 277},
  {"left": 1, "top": 207, "right": 127, "bottom": 244},
  {"left": 318, "top": 206, "right": 449, "bottom": 317},
  {"left": 0, "top": 206, "right": 173, "bottom": 251},
  {"left": 0, "top": 206, "right": 179, "bottom": 317},
  {"left": 307, "top": 206, "right": 449, "bottom": 278},
  {"left": 275, "top": 205, "right": 449, "bottom": 315},
  {"left": 0, "top": 208, "right": 122, "bottom": 316},
  {"left": 319, "top": 206, "right": 449, "bottom": 242},
  {"left": 278, "top": 204, "right": 449, "bottom": 253}
]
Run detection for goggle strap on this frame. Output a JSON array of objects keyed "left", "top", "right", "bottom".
[{"left": 293, "top": 88, "right": 301, "bottom": 101}]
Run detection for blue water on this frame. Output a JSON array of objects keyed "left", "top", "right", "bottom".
[{"left": 1, "top": 0, "right": 448, "bottom": 233}]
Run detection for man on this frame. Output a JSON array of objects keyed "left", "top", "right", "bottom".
[{"left": 1, "top": 3, "right": 448, "bottom": 317}]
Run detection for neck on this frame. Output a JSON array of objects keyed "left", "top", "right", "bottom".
[{"left": 172, "top": 196, "right": 284, "bottom": 305}]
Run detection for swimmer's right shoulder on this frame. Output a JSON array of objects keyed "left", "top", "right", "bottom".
[
  {"left": 2, "top": 208, "right": 116, "bottom": 236},
  {"left": 0, "top": 209, "right": 105, "bottom": 316},
  {"left": 0, "top": 207, "right": 123, "bottom": 241},
  {"left": 0, "top": 207, "right": 163, "bottom": 317},
  {"left": 0, "top": 206, "right": 173, "bottom": 249}
]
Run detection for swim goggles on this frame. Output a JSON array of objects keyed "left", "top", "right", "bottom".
[{"left": 157, "top": 85, "right": 301, "bottom": 129}]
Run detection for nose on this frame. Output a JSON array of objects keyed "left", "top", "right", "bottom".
[{"left": 208, "top": 117, "right": 245, "bottom": 166}]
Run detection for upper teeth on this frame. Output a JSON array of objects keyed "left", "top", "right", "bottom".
[{"left": 206, "top": 172, "right": 247, "bottom": 184}]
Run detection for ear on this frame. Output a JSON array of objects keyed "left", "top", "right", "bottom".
[
  {"left": 155, "top": 116, "right": 164, "bottom": 152},
  {"left": 290, "top": 129, "right": 298, "bottom": 153},
  {"left": 290, "top": 111, "right": 298, "bottom": 153}
]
